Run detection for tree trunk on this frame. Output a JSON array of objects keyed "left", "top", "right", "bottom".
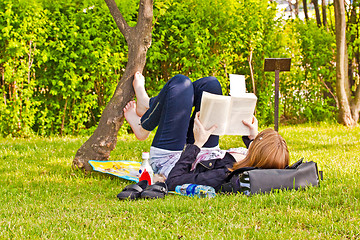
[
  {"left": 287, "top": 0, "right": 294, "bottom": 18},
  {"left": 73, "top": 0, "right": 153, "bottom": 171},
  {"left": 321, "top": 0, "right": 327, "bottom": 27},
  {"left": 303, "top": 0, "right": 309, "bottom": 21},
  {"left": 334, "top": 0, "right": 359, "bottom": 126},
  {"left": 294, "top": 0, "right": 299, "bottom": 17},
  {"left": 312, "top": 0, "right": 322, "bottom": 26},
  {"left": 348, "top": 2, "right": 358, "bottom": 90}
]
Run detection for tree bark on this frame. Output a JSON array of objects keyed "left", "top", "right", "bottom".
[
  {"left": 311, "top": 0, "right": 322, "bottom": 26},
  {"left": 348, "top": 2, "right": 358, "bottom": 90},
  {"left": 294, "top": 0, "right": 299, "bottom": 17},
  {"left": 73, "top": 0, "right": 153, "bottom": 171},
  {"left": 321, "top": 0, "right": 327, "bottom": 27},
  {"left": 334, "top": 0, "right": 358, "bottom": 126},
  {"left": 286, "top": 0, "right": 294, "bottom": 18},
  {"left": 303, "top": 0, "right": 309, "bottom": 21}
]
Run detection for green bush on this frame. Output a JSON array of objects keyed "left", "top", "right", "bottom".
[
  {"left": 280, "top": 19, "right": 337, "bottom": 123},
  {"left": 0, "top": 0, "right": 131, "bottom": 136},
  {"left": 147, "top": 0, "right": 286, "bottom": 127},
  {"left": 0, "top": 0, "right": 341, "bottom": 137}
]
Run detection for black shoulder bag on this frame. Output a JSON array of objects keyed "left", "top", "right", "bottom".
[{"left": 220, "top": 159, "right": 322, "bottom": 195}]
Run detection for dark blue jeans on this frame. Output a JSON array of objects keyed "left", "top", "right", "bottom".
[{"left": 141, "top": 74, "right": 223, "bottom": 151}]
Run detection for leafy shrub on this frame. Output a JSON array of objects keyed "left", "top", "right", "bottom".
[
  {"left": 0, "top": 0, "right": 340, "bottom": 137},
  {"left": 280, "top": 19, "right": 337, "bottom": 123}
]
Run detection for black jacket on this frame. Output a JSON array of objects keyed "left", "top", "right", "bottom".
[{"left": 166, "top": 144, "right": 237, "bottom": 192}]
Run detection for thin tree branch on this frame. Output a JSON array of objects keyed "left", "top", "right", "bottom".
[
  {"left": 104, "top": 0, "right": 132, "bottom": 40},
  {"left": 320, "top": 75, "right": 339, "bottom": 107},
  {"left": 1, "top": 64, "right": 6, "bottom": 105},
  {"left": 286, "top": 0, "right": 294, "bottom": 18},
  {"left": 61, "top": 98, "right": 68, "bottom": 136},
  {"left": 328, "top": 0, "right": 335, "bottom": 35},
  {"left": 27, "top": 40, "right": 35, "bottom": 84},
  {"left": 248, "top": 47, "right": 256, "bottom": 95}
]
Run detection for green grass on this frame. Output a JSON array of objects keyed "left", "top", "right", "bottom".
[{"left": 0, "top": 124, "right": 359, "bottom": 239}]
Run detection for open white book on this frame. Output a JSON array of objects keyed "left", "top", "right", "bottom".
[{"left": 199, "top": 91, "right": 257, "bottom": 136}]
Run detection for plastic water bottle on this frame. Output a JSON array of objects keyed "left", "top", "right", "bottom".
[
  {"left": 175, "top": 184, "right": 216, "bottom": 198},
  {"left": 139, "top": 152, "right": 153, "bottom": 185}
]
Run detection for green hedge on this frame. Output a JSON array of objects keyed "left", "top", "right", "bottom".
[{"left": 0, "top": 0, "right": 337, "bottom": 137}]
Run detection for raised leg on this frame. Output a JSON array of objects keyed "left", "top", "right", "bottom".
[
  {"left": 141, "top": 74, "right": 194, "bottom": 151},
  {"left": 133, "top": 71, "right": 150, "bottom": 117},
  {"left": 186, "top": 76, "right": 222, "bottom": 148},
  {"left": 123, "top": 100, "right": 150, "bottom": 140}
]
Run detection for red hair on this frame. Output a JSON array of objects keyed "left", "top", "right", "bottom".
[{"left": 231, "top": 128, "right": 289, "bottom": 171}]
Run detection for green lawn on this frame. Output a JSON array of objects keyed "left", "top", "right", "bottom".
[{"left": 1, "top": 124, "right": 359, "bottom": 239}]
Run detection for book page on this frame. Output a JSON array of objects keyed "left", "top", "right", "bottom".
[
  {"left": 225, "top": 93, "right": 257, "bottom": 135},
  {"left": 199, "top": 92, "right": 231, "bottom": 135}
]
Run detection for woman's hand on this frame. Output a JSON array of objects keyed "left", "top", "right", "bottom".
[
  {"left": 193, "top": 112, "right": 217, "bottom": 148},
  {"left": 242, "top": 116, "right": 258, "bottom": 140}
]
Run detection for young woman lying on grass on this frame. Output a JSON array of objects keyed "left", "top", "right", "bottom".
[
  {"left": 165, "top": 112, "right": 289, "bottom": 192},
  {"left": 119, "top": 72, "right": 289, "bottom": 199}
]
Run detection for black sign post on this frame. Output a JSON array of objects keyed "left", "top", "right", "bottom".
[{"left": 264, "top": 58, "right": 291, "bottom": 132}]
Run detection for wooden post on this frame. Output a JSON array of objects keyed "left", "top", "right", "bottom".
[{"left": 264, "top": 58, "right": 291, "bottom": 132}]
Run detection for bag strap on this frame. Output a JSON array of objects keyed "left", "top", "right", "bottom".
[
  {"left": 286, "top": 158, "right": 323, "bottom": 180},
  {"left": 285, "top": 158, "right": 303, "bottom": 169},
  {"left": 225, "top": 167, "right": 256, "bottom": 182}
]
